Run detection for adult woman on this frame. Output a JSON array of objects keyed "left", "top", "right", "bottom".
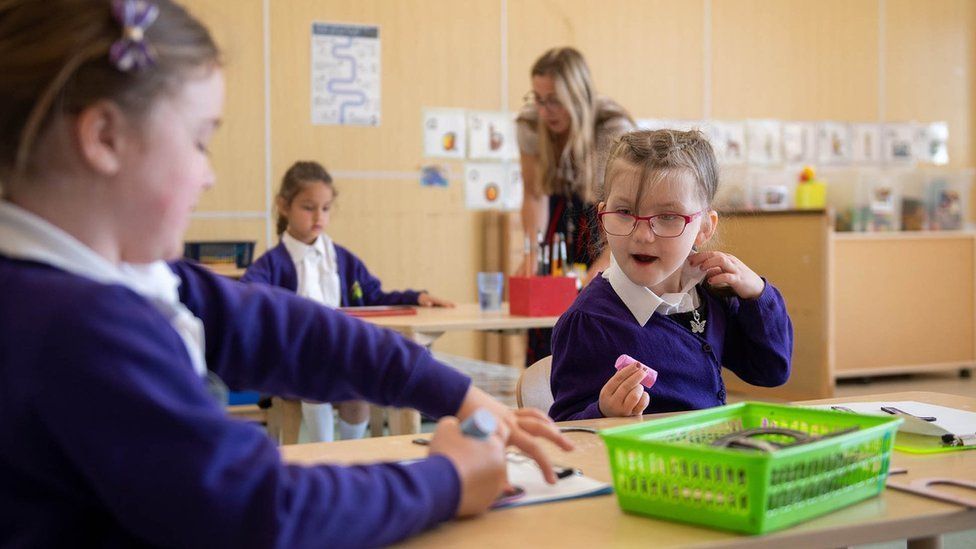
[{"left": 516, "top": 47, "right": 635, "bottom": 365}]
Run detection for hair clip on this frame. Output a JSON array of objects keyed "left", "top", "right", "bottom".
[{"left": 109, "top": 0, "right": 159, "bottom": 72}]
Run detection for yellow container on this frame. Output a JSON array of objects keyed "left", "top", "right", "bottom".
[{"left": 795, "top": 181, "right": 826, "bottom": 209}]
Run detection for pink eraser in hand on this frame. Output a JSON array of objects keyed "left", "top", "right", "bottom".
[{"left": 614, "top": 354, "right": 658, "bottom": 389}]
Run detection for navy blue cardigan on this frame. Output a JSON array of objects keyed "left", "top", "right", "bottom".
[
  {"left": 0, "top": 256, "right": 469, "bottom": 547},
  {"left": 550, "top": 275, "right": 793, "bottom": 421},
  {"left": 242, "top": 241, "right": 422, "bottom": 306}
]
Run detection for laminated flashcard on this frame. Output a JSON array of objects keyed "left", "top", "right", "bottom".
[
  {"left": 851, "top": 123, "right": 882, "bottom": 165},
  {"left": 918, "top": 122, "right": 949, "bottom": 165},
  {"left": 423, "top": 108, "right": 467, "bottom": 159},
  {"left": 464, "top": 163, "right": 506, "bottom": 210},
  {"left": 780, "top": 122, "right": 817, "bottom": 164},
  {"left": 467, "top": 111, "right": 518, "bottom": 160},
  {"left": 709, "top": 121, "right": 746, "bottom": 165},
  {"left": 883, "top": 123, "right": 918, "bottom": 165},
  {"left": 745, "top": 120, "right": 781, "bottom": 166},
  {"left": 817, "top": 122, "right": 851, "bottom": 164},
  {"left": 503, "top": 163, "right": 524, "bottom": 211}
]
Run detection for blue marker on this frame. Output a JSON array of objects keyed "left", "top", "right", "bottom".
[{"left": 460, "top": 408, "right": 497, "bottom": 440}]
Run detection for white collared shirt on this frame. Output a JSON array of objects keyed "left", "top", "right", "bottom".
[
  {"left": 0, "top": 200, "right": 208, "bottom": 377},
  {"left": 281, "top": 232, "right": 341, "bottom": 308},
  {"left": 602, "top": 254, "right": 706, "bottom": 326}
]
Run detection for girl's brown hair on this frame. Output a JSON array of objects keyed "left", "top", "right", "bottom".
[
  {"left": 276, "top": 161, "right": 337, "bottom": 235},
  {"left": 599, "top": 129, "right": 720, "bottom": 209},
  {"left": 0, "top": 0, "right": 219, "bottom": 191}
]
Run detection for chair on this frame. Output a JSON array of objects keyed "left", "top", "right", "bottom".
[{"left": 516, "top": 355, "right": 554, "bottom": 413}]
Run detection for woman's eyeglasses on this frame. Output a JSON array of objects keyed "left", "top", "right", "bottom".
[
  {"left": 598, "top": 210, "right": 703, "bottom": 238},
  {"left": 523, "top": 91, "right": 564, "bottom": 111}
]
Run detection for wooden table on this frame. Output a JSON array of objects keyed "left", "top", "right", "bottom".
[
  {"left": 361, "top": 303, "right": 559, "bottom": 436},
  {"left": 282, "top": 391, "right": 976, "bottom": 548}
]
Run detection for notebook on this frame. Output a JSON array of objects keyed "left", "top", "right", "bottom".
[
  {"left": 808, "top": 401, "right": 976, "bottom": 454},
  {"left": 338, "top": 305, "right": 418, "bottom": 318}
]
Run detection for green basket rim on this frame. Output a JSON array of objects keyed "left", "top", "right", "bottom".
[{"left": 598, "top": 401, "right": 903, "bottom": 461}]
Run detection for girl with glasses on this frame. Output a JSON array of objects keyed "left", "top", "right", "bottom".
[
  {"left": 548, "top": 130, "right": 793, "bottom": 420},
  {"left": 515, "top": 47, "right": 635, "bottom": 366}
]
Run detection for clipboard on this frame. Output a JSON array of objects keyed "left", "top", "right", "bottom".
[
  {"left": 808, "top": 401, "right": 976, "bottom": 454},
  {"left": 338, "top": 305, "right": 419, "bottom": 318}
]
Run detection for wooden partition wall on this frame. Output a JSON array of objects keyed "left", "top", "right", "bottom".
[{"left": 183, "top": 0, "right": 975, "bottom": 361}]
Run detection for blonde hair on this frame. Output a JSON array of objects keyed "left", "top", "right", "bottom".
[
  {"left": 601, "top": 129, "right": 719, "bottom": 210},
  {"left": 0, "top": 0, "right": 219, "bottom": 191},
  {"left": 275, "top": 161, "right": 336, "bottom": 235},
  {"left": 531, "top": 47, "right": 599, "bottom": 201}
]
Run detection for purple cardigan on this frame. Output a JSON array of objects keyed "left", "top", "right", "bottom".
[
  {"left": 0, "top": 256, "right": 470, "bottom": 547},
  {"left": 549, "top": 275, "right": 793, "bottom": 421},
  {"left": 242, "top": 241, "right": 422, "bottom": 306}
]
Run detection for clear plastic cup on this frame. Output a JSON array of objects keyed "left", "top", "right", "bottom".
[{"left": 477, "top": 272, "right": 503, "bottom": 311}]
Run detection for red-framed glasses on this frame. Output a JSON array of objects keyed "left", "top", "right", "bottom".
[{"left": 598, "top": 210, "right": 703, "bottom": 238}]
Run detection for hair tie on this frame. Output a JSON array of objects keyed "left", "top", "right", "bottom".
[{"left": 109, "top": 0, "right": 159, "bottom": 72}]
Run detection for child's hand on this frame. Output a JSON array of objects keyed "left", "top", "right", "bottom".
[
  {"left": 688, "top": 251, "right": 765, "bottom": 300},
  {"left": 599, "top": 363, "right": 650, "bottom": 417},
  {"left": 428, "top": 416, "right": 508, "bottom": 517},
  {"left": 417, "top": 292, "right": 455, "bottom": 308}
]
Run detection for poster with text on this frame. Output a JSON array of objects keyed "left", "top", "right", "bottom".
[
  {"left": 422, "top": 109, "right": 467, "bottom": 159},
  {"left": 464, "top": 163, "right": 506, "bottom": 210},
  {"left": 311, "top": 22, "right": 380, "bottom": 126}
]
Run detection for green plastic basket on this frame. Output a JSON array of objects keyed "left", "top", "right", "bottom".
[{"left": 599, "top": 402, "right": 902, "bottom": 534}]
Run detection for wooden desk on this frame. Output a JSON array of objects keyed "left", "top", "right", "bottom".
[
  {"left": 362, "top": 303, "right": 559, "bottom": 435},
  {"left": 281, "top": 391, "right": 976, "bottom": 548}
]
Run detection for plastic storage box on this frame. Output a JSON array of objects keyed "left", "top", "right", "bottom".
[
  {"left": 599, "top": 402, "right": 901, "bottom": 534},
  {"left": 183, "top": 241, "right": 255, "bottom": 268}
]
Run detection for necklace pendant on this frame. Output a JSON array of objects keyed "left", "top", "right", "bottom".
[{"left": 690, "top": 309, "right": 706, "bottom": 334}]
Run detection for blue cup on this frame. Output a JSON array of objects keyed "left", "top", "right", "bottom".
[{"left": 477, "top": 272, "right": 504, "bottom": 311}]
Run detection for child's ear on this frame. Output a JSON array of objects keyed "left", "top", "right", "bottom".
[
  {"left": 74, "top": 100, "right": 127, "bottom": 176},
  {"left": 275, "top": 196, "right": 288, "bottom": 217},
  {"left": 694, "top": 209, "right": 719, "bottom": 248},
  {"left": 597, "top": 201, "right": 606, "bottom": 214}
]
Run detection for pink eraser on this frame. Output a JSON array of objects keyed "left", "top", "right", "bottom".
[{"left": 614, "top": 354, "right": 657, "bottom": 388}]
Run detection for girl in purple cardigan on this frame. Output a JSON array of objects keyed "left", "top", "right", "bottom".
[
  {"left": 244, "top": 161, "right": 453, "bottom": 442},
  {"left": 549, "top": 130, "right": 793, "bottom": 421}
]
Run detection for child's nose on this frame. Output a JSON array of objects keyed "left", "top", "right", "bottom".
[{"left": 633, "top": 219, "right": 656, "bottom": 242}]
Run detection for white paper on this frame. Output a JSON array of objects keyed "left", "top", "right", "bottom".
[
  {"left": 310, "top": 22, "right": 380, "bottom": 126},
  {"left": 467, "top": 111, "right": 518, "bottom": 160},
  {"left": 423, "top": 109, "right": 467, "bottom": 159},
  {"left": 918, "top": 122, "right": 949, "bottom": 165},
  {"left": 851, "top": 123, "right": 882, "bottom": 164},
  {"left": 746, "top": 120, "right": 782, "bottom": 166},
  {"left": 883, "top": 123, "right": 918, "bottom": 164},
  {"left": 780, "top": 122, "right": 817, "bottom": 164},
  {"left": 817, "top": 122, "right": 851, "bottom": 164},
  {"left": 464, "top": 163, "right": 507, "bottom": 210},
  {"left": 710, "top": 121, "right": 746, "bottom": 165},
  {"left": 495, "top": 452, "right": 611, "bottom": 509},
  {"left": 807, "top": 401, "right": 976, "bottom": 438},
  {"left": 503, "top": 163, "right": 524, "bottom": 211}
]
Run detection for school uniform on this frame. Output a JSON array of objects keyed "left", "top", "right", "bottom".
[
  {"left": 549, "top": 260, "right": 793, "bottom": 421},
  {"left": 0, "top": 202, "right": 469, "bottom": 547},
  {"left": 243, "top": 239, "right": 422, "bottom": 307}
]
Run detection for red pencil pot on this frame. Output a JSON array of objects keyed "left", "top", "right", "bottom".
[{"left": 508, "top": 276, "right": 578, "bottom": 317}]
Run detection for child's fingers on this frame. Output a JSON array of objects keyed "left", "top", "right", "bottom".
[
  {"left": 604, "top": 363, "right": 641, "bottom": 395},
  {"left": 620, "top": 384, "right": 644, "bottom": 414},
  {"left": 630, "top": 391, "right": 650, "bottom": 416},
  {"left": 610, "top": 365, "right": 646, "bottom": 401},
  {"left": 506, "top": 430, "right": 558, "bottom": 484}
]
